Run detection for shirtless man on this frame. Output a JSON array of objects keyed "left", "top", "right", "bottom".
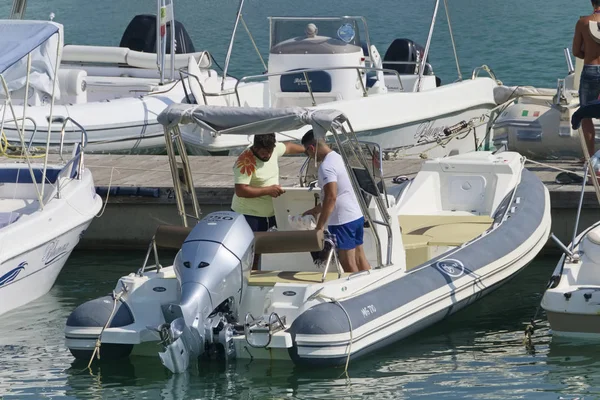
[{"left": 573, "top": 0, "right": 600, "bottom": 158}]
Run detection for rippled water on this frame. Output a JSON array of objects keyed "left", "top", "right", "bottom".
[
  {"left": 1, "top": 252, "right": 599, "bottom": 399},
  {"left": 1, "top": 1, "right": 599, "bottom": 398},
  {"left": 0, "top": 0, "right": 591, "bottom": 88}
]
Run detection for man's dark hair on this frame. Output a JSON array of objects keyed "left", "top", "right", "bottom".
[
  {"left": 253, "top": 133, "right": 277, "bottom": 150},
  {"left": 593, "top": 0, "right": 600, "bottom": 7},
  {"left": 301, "top": 129, "right": 315, "bottom": 146}
]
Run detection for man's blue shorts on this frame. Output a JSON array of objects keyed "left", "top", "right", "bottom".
[
  {"left": 580, "top": 65, "right": 600, "bottom": 106},
  {"left": 328, "top": 217, "right": 365, "bottom": 251}
]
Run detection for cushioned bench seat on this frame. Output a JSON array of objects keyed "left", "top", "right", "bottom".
[
  {"left": 424, "top": 223, "right": 491, "bottom": 246},
  {"left": 248, "top": 270, "right": 349, "bottom": 287},
  {"left": 399, "top": 214, "right": 494, "bottom": 235},
  {"left": 400, "top": 215, "right": 494, "bottom": 271}
]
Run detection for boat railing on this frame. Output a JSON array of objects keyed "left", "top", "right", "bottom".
[
  {"left": 1, "top": 116, "right": 39, "bottom": 151},
  {"left": 58, "top": 117, "right": 89, "bottom": 163},
  {"left": 471, "top": 64, "right": 500, "bottom": 83},
  {"left": 55, "top": 117, "right": 89, "bottom": 198},
  {"left": 234, "top": 66, "right": 405, "bottom": 106},
  {"left": 380, "top": 61, "right": 434, "bottom": 76},
  {"left": 182, "top": 65, "right": 406, "bottom": 108}
]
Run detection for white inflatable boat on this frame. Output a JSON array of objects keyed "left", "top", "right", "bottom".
[
  {"left": 1, "top": 1, "right": 230, "bottom": 155},
  {"left": 179, "top": 1, "right": 501, "bottom": 158},
  {"left": 64, "top": 105, "right": 551, "bottom": 372}
]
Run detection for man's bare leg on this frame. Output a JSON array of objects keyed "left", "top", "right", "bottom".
[
  {"left": 582, "top": 118, "right": 596, "bottom": 158},
  {"left": 354, "top": 245, "right": 371, "bottom": 271},
  {"left": 338, "top": 249, "right": 359, "bottom": 273}
]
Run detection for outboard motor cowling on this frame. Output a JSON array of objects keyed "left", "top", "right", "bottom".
[
  {"left": 383, "top": 38, "right": 430, "bottom": 75},
  {"left": 158, "top": 211, "right": 254, "bottom": 373},
  {"left": 120, "top": 14, "right": 196, "bottom": 54}
]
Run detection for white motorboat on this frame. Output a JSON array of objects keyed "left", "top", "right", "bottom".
[
  {"left": 179, "top": 0, "right": 501, "bottom": 158},
  {"left": 3, "top": 0, "right": 227, "bottom": 155},
  {"left": 0, "top": 20, "right": 102, "bottom": 316},
  {"left": 65, "top": 104, "right": 551, "bottom": 372},
  {"left": 541, "top": 103, "right": 600, "bottom": 337},
  {"left": 490, "top": 48, "right": 600, "bottom": 159}
]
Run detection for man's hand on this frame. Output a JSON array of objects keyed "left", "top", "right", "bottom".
[
  {"left": 303, "top": 204, "right": 322, "bottom": 217},
  {"left": 265, "top": 184, "right": 285, "bottom": 198}
]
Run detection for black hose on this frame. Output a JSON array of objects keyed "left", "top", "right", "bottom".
[{"left": 210, "top": 53, "right": 239, "bottom": 81}]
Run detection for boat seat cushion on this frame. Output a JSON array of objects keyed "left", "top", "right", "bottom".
[
  {"left": 248, "top": 270, "right": 347, "bottom": 286},
  {"left": 255, "top": 230, "right": 324, "bottom": 254},
  {"left": 399, "top": 214, "right": 494, "bottom": 235},
  {"left": 402, "top": 234, "right": 431, "bottom": 271},
  {"left": 424, "top": 222, "right": 491, "bottom": 246}
]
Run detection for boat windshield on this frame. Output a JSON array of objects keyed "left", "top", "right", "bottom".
[{"left": 269, "top": 17, "right": 367, "bottom": 52}]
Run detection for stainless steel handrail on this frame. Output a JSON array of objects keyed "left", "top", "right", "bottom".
[
  {"left": 3, "top": 116, "right": 39, "bottom": 150},
  {"left": 58, "top": 117, "right": 89, "bottom": 163},
  {"left": 471, "top": 65, "right": 499, "bottom": 82},
  {"left": 381, "top": 60, "right": 435, "bottom": 75},
  {"left": 233, "top": 65, "right": 405, "bottom": 106}
]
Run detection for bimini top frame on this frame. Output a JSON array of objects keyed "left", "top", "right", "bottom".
[{"left": 157, "top": 103, "right": 393, "bottom": 267}]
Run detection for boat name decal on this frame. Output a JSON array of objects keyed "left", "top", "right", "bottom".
[
  {"left": 360, "top": 304, "right": 377, "bottom": 318},
  {"left": 42, "top": 240, "right": 70, "bottom": 266},
  {"left": 0, "top": 262, "right": 27, "bottom": 286},
  {"left": 414, "top": 120, "right": 448, "bottom": 144},
  {"left": 293, "top": 77, "right": 312, "bottom": 86},
  {"left": 435, "top": 259, "right": 465, "bottom": 278}
]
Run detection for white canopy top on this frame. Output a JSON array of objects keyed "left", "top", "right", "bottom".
[
  {"left": 157, "top": 104, "right": 346, "bottom": 140},
  {"left": 0, "top": 20, "right": 63, "bottom": 97}
]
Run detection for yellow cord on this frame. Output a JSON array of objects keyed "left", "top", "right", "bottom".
[{"left": 0, "top": 129, "right": 47, "bottom": 159}]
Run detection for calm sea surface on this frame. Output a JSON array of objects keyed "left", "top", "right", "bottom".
[
  {"left": 0, "top": 0, "right": 592, "bottom": 88},
  {"left": 0, "top": 1, "right": 598, "bottom": 399}
]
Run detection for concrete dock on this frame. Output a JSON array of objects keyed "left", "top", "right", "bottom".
[{"left": 31, "top": 155, "right": 600, "bottom": 254}]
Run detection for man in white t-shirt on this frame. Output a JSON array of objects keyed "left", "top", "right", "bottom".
[{"left": 301, "top": 130, "right": 371, "bottom": 273}]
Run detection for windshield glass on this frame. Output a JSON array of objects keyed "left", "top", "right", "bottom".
[{"left": 269, "top": 17, "right": 365, "bottom": 51}]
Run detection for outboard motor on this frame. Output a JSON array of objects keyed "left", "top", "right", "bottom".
[
  {"left": 119, "top": 14, "right": 196, "bottom": 54},
  {"left": 158, "top": 211, "right": 254, "bottom": 373},
  {"left": 383, "top": 38, "right": 431, "bottom": 75}
]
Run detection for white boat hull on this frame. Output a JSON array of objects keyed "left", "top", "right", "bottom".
[
  {"left": 542, "top": 229, "right": 600, "bottom": 339},
  {"left": 182, "top": 78, "right": 498, "bottom": 157},
  {"left": 0, "top": 223, "right": 88, "bottom": 316},
  {"left": 0, "top": 166, "right": 102, "bottom": 316},
  {"left": 65, "top": 152, "right": 551, "bottom": 367}
]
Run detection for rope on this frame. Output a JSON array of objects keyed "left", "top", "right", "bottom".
[
  {"left": 443, "top": 0, "right": 462, "bottom": 81},
  {"left": 240, "top": 15, "right": 267, "bottom": 71},
  {"left": 315, "top": 292, "right": 353, "bottom": 376},
  {"left": 0, "top": 129, "right": 48, "bottom": 159},
  {"left": 95, "top": 167, "right": 118, "bottom": 218},
  {"left": 383, "top": 115, "right": 489, "bottom": 160},
  {"left": 524, "top": 158, "right": 589, "bottom": 177},
  {"left": 83, "top": 287, "right": 127, "bottom": 372}
]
